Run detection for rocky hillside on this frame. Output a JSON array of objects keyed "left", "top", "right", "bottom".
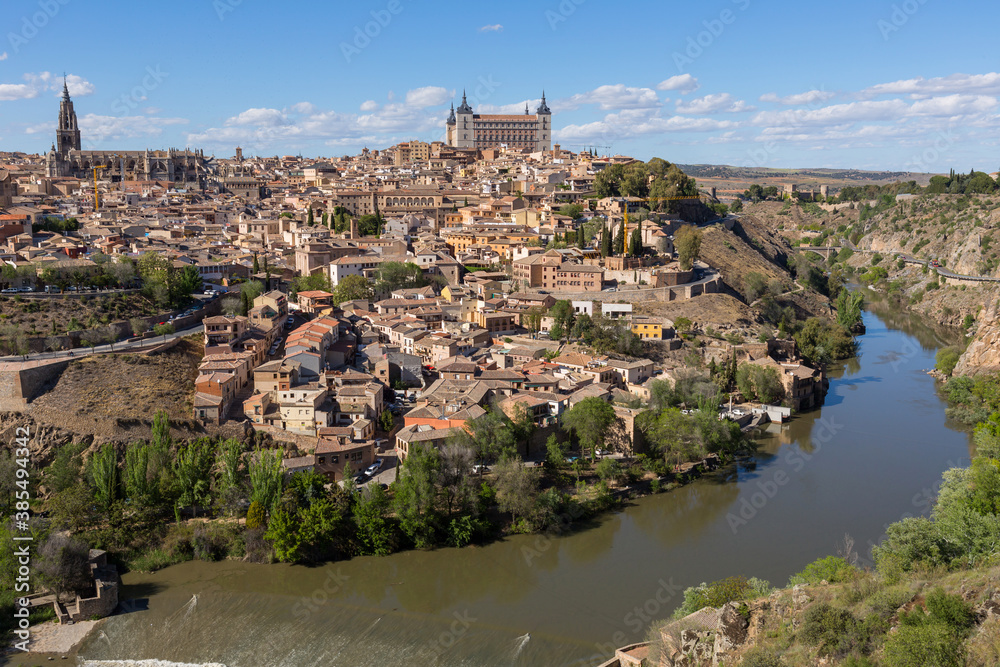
[
  {"left": 635, "top": 216, "right": 834, "bottom": 336},
  {"left": 630, "top": 562, "right": 1000, "bottom": 666},
  {"left": 1, "top": 339, "right": 248, "bottom": 469},
  {"left": 956, "top": 299, "right": 1000, "bottom": 376}
]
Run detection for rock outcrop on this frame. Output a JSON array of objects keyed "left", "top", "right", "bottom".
[{"left": 955, "top": 300, "right": 1000, "bottom": 376}]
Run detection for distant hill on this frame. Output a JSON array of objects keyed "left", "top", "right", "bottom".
[{"left": 677, "top": 164, "right": 937, "bottom": 198}]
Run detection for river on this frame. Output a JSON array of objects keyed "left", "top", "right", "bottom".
[{"left": 71, "top": 306, "right": 972, "bottom": 667}]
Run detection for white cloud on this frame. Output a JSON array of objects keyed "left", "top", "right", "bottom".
[
  {"left": 404, "top": 86, "right": 451, "bottom": 109},
  {"left": 676, "top": 93, "right": 755, "bottom": 114},
  {"left": 63, "top": 74, "right": 94, "bottom": 97},
  {"left": 0, "top": 83, "right": 37, "bottom": 101},
  {"left": 287, "top": 102, "right": 315, "bottom": 114},
  {"left": 0, "top": 52, "right": 7, "bottom": 61},
  {"left": 753, "top": 100, "right": 908, "bottom": 127},
  {"left": 479, "top": 101, "right": 536, "bottom": 114},
  {"left": 479, "top": 24, "right": 503, "bottom": 32},
  {"left": 759, "top": 89, "right": 835, "bottom": 105},
  {"left": 224, "top": 108, "right": 288, "bottom": 127},
  {"left": 556, "top": 108, "right": 736, "bottom": 142},
  {"left": 78, "top": 114, "right": 188, "bottom": 145},
  {"left": 187, "top": 99, "right": 445, "bottom": 153},
  {"left": 907, "top": 94, "right": 997, "bottom": 117},
  {"left": 558, "top": 84, "right": 661, "bottom": 112},
  {"left": 360, "top": 100, "right": 378, "bottom": 112},
  {"left": 656, "top": 74, "right": 699, "bottom": 94},
  {"left": 864, "top": 73, "right": 1000, "bottom": 98}
]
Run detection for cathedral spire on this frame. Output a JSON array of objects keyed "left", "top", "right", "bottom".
[
  {"left": 61, "top": 74, "right": 70, "bottom": 101},
  {"left": 457, "top": 88, "right": 473, "bottom": 114}
]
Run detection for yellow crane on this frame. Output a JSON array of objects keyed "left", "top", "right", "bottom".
[
  {"left": 619, "top": 195, "right": 701, "bottom": 256},
  {"left": 92, "top": 164, "right": 106, "bottom": 211},
  {"left": 91, "top": 155, "right": 121, "bottom": 211}
]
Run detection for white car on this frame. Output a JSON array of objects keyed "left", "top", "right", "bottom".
[{"left": 365, "top": 459, "right": 384, "bottom": 476}]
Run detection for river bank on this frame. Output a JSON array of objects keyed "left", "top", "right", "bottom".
[{"left": 9, "top": 305, "right": 973, "bottom": 667}]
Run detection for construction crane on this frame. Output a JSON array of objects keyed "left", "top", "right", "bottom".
[
  {"left": 90, "top": 155, "right": 122, "bottom": 211},
  {"left": 619, "top": 195, "right": 701, "bottom": 256}
]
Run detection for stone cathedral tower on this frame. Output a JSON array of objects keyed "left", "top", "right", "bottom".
[{"left": 56, "top": 77, "right": 81, "bottom": 154}]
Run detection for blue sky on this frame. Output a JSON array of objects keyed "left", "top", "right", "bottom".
[{"left": 2, "top": 0, "right": 999, "bottom": 173}]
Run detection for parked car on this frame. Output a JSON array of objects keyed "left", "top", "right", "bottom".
[
  {"left": 17, "top": 286, "right": 33, "bottom": 292},
  {"left": 472, "top": 464, "right": 490, "bottom": 474},
  {"left": 365, "top": 459, "right": 384, "bottom": 476},
  {"left": 596, "top": 449, "right": 610, "bottom": 457},
  {"left": 0, "top": 288, "right": 17, "bottom": 294}
]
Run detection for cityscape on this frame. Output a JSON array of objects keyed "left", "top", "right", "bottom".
[{"left": 2, "top": 1, "right": 1000, "bottom": 666}]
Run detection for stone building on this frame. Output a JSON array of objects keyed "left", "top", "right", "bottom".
[
  {"left": 45, "top": 78, "right": 210, "bottom": 187},
  {"left": 446, "top": 91, "right": 552, "bottom": 152}
]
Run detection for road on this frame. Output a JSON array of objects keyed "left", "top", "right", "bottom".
[
  {"left": 0, "top": 323, "right": 205, "bottom": 362},
  {"left": 801, "top": 236, "right": 1000, "bottom": 283}
]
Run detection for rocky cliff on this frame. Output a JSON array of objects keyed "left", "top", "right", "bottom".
[{"left": 956, "top": 299, "right": 1000, "bottom": 376}]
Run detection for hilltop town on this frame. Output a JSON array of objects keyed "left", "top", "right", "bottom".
[{"left": 0, "top": 84, "right": 849, "bottom": 488}]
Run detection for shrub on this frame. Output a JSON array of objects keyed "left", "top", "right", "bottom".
[
  {"left": 788, "top": 555, "right": 857, "bottom": 586},
  {"left": 920, "top": 588, "right": 974, "bottom": 634},
  {"left": 674, "top": 576, "right": 752, "bottom": 617},
  {"left": 739, "top": 647, "right": 786, "bottom": 666},
  {"left": 882, "top": 622, "right": 964, "bottom": 667},
  {"left": 800, "top": 604, "right": 885, "bottom": 657},
  {"left": 935, "top": 347, "right": 962, "bottom": 376},
  {"left": 246, "top": 501, "right": 266, "bottom": 529},
  {"left": 800, "top": 603, "right": 858, "bottom": 655}
]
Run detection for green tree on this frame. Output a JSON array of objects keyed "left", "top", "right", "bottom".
[
  {"left": 558, "top": 204, "right": 583, "bottom": 220},
  {"left": 375, "top": 262, "right": 425, "bottom": 292},
  {"left": 549, "top": 300, "right": 575, "bottom": 341},
  {"left": 88, "top": 443, "right": 120, "bottom": 514},
  {"left": 601, "top": 222, "right": 611, "bottom": 257},
  {"left": 735, "top": 364, "right": 785, "bottom": 404},
  {"left": 173, "top": 438, "right": 215, "bottom": 517},
  {"left": 457, "top": 407, "right": 515, "bottom": 470},
  {"left": 129, "top": 317, "right": 147, "bottom": 337},
  {"left": 577, "top": 225, "right": 586, "bottom": 247},
  {"left": 123, "top": 442, "right": 150, "bottom": 504},
  {"left": 562, "top": 397, "right": 617, "bottom": 461},
  {"left": 835, "top": 289, "right": 865, "bottom": 329},
  {"left": 935, "top": 347, "right": 962, "bottom": 376},
  {"left": 153, "top": 322, "right": 175, "bottom": 341},
  {"left": 266, "top": 506, "right": 303, "bottom": 562},
  {"left": 331, "top": 274, "right": 374, "bottom": 304},
  {"left": 249, "top": 448, "right": 284, "bottom": 512},
  {"left": 33, "top": 533, "right": 92, "bottom": 600},
  {"left": 306, "top": 207, "right": 314, "bottom": 226},
  {"left": 675, "top": 225, "right": 702, "bottom": 270},
  {"left": 353, "top": 484, "right": 394, "bottom": 555},
  {"left": 392, "top": 444, "right": 441, "bottom": 548},
  {"left": 628, "top": 226, "right": 642, "bottom": 256},
  {"left": 613, "top": 222, "right": 625, "bottom": 256},
  {"left": 493, "top": 455, "right": 539, "bottom": 527}
]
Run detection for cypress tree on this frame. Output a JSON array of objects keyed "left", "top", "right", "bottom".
[
  {"left": 577, "top": 225, "right": 585, "bottom": 247},
  {"left": 307, "top": 207, "right": 314, "bottom": 226}
]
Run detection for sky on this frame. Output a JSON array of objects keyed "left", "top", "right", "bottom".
[{"left": 1, "top": 0, "right": 999, "bottom": 173}]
